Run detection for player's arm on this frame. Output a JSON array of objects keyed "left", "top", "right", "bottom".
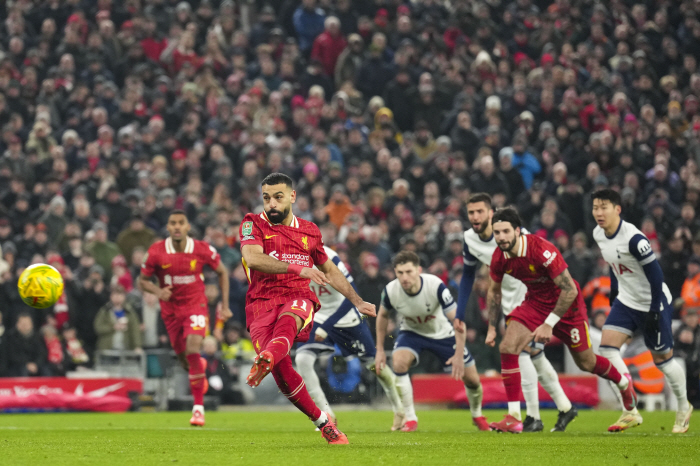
[
  {"left": 138, "top": 249, "right": 171, "bottom": 301},
  {"left": 455, "top": 240, "right": 478, "bottom": 325},
  {"left": 629, "top": 234, "right": 667, "bottom": 333},
  {"left": 609, "top": 266, "right": 619, "bottom": 305},
  {"left": 241, "top": 244, "right": 329, "bottom": 285},
  {"left": 532, "top": 268, "right": 578, "bottom": 343},
  {"left": 485, "top": 275, "right": 503, "bottom": 347},
  {"left": 374, "top": 300, "right": 391, "bottom": 375},
  {"left": 445, "top": 306, "right": 467, "bottom": 380},
  {"left": 317, "top": 259, "right": 376, "bottom": 317},
  {"left": 214, "top": 261, "right": 232, "bottom": 321}
]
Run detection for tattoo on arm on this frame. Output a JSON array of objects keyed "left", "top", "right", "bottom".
[
  {"left": 486, "top": 283, "right": 503, "bottom": 327},
  {"left": 551, "top": 269, "right": 578, "bottom": 318}
]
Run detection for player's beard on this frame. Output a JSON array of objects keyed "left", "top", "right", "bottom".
[
  {"left": 473, "top": 220, "right": 488, "bottom": 234},
  {"left": 266, "top": 206, "right": 291, "bottom": 224},
  {"left": 497, "top": 237, "right": 517, "bottom": 252}
]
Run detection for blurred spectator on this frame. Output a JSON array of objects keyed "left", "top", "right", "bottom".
[
  {"left": 6, "top": 313, "right": 47, "bottom": 377},
  {"left": 94, "top": 285, "right": 142, "bottom": 352},
  {"left": 116, "top": 215, "right": 157, "bottom": 265},
  {"left": 86, "top": 222, "right": 121, "bottom": 279},
  {"left": 202, "top": 335, "right": 239, "bottom": 404},
  {"left": 674, "top": 306, "right": 700, "bottom": 406},
  {"left": 681, "top": 256, "right": 700, "bottom": 310},
  {"left": 221, "top": 322, "right": 255, "bottom": 363}
]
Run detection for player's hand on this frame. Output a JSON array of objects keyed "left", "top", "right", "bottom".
[
  {"left": 532, "top": 324, "right": 553, "bottom": 344},
  {"left": 453, "top": 318, "right": 466, "bottom": 334},
  {"left": 446, "top": 352, "right": 465, "bottom": 381},
  {"left": 300, "top": 267, "right": 329, "bottom": 285},
  {"left": 374, "top": 350, "right": 386, "bottom": 375},
  {"left": 356, "top": 301, "right": 376, "bottom": 317},
  {"left": 485, "top": 325, "right": 497, "bottom": 347},
  {"left": 314, "top": 327, "right": 328, "bottom": 342},
  {"left": 158, "top": 286, "right": 173, "bottom": 302},
  {"left": 220, "top": 306, "right": 233, "bottom": 321}
]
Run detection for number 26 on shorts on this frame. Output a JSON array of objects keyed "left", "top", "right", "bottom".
[{"left": 190, "top": 315, "right": 207, "bottom": 329}]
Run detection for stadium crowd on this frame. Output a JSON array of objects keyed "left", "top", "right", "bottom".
[{"left": 0, "top": 0, "right": 698, "bottom": 405}]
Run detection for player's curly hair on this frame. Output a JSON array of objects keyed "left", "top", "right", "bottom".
[
  {"left": 262, "top": 172, "right": 294, "bottom": 188},
  {"left": 492, "top": 207, "right": 522, "bottom": 229}
]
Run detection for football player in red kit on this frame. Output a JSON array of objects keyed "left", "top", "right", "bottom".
[
  {"left": 485, "top": 208, "right": 638, "bottom": 433},
  {"left": 240, "top": 173, "right": 376, "bottom": 445},
  {"left": 139, "top": 210, "right": 231, "bottom": 427}
]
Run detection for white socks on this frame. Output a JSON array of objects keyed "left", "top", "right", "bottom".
[
  {"left": 508, "top": 401, "right": 522, "bottom": 420},
  {"left": 312, "top": 411, "right": 329, "bottom": 428},
  {"left": 658, "top": 358, "right": 690, "bottom": 413},
  {"left": 192, "top": 404, "right": 204, "bottom": 414},
  {"left": 465, "top": 385, "right": 483, "bottom": 418},
  {"left": 532, "top": 352, "right": 573, "bottom": 413},
  {"left": 295, "top": 351, "right": 335, "bottom": 419},
  {"left": 599, "top": 346, "right": 636, "bottom": 413},
  {"left": 519, "top": 352, "right": 539, "bottom": 420},
  {"left": 395, "top": 373, "right": 417, "bottom": 422},
  {"left": 368, "top": 362, "right": 405, "bottom": 416}
]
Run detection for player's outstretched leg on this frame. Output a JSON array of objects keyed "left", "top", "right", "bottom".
[
  {"left": 530, "top": 351, "right": 577, "bottom": 432},
  {"left": 462, "top": 364, "right": 490, "bottom": 431},
  {"left": 366, "top": 361, "right": 405, "bottom": 431},
  {"left": 394, "top": 371, "right": 418, "bottom": 432},
  {"left": 656, "top": 356, "right": 692, "bottom": 433},
  {"left": 296, "top": 350, "right": 336, "bottom": 422},
  {"left": 519, "top": 351, "right": 542, "bottom": 432},
  {"left": 247, "top": 314, "right": 299, "bottom": 387},
  {"left": 272, "top": 355, "right": 348, "bottom": 444},
  {"left": 598, "top": 345, "right": 643, "bottom": 432}
]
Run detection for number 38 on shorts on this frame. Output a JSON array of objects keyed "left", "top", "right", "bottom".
[{"left": 190, "top": 315, "right": 207, "bottom": 330}]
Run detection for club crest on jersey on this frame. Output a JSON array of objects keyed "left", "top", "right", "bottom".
[
  {"left": 190, "top": 259, "right": 197, "bottom": 271},
  {"left": 242, "top": 221, "right": 253, "bottom": 236},
  {"left": 301, "top": 236, "right": 309, "bottom": 250}
]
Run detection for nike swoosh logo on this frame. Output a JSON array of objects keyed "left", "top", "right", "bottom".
[
  {"left": 162, "top": 264, "right": 172, "bottom": 269},
  {"left": 654, "top": 344, "right": 665, "bottom": 350},
  {"left": 265, "top": 235, "right": 277, "bottom": 239},
  {"left": 571, "top": 343, "right": 582, "bottom": 348},
  {"left": 506, "top": 270, "right": 512, "bottom": 274}
]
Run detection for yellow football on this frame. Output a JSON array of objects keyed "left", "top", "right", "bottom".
[{"left": 18, "top": 263, "right": 65, "bottom": 309}]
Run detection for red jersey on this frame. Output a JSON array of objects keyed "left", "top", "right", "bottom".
[
  {"left": 239, "top": 212, "right": 329, "bottom": 316},
  {"left": 489, "top": 234, "right": 582, "bottom": 318},
  {"left": 141, "top": 237, "right": 221, "bottom": 313}
]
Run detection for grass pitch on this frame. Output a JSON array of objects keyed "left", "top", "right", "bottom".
[{"left": 0, "top": 409, "right": 696, "bottom": 465}]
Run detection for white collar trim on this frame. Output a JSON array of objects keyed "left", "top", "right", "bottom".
[{"left": 166, "top": 236, "right": 194, "bottom": 254}]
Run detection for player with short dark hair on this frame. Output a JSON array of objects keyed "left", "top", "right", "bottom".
[
  {"left": 487, "top": 207, "right": 637, "bottom": 433},
  {"left": 592, "top": 189, "right": 692, "bottom": 433},
  {"left": 240, "top": 173, "right": 376, "bottom": 444},
  {"left": 457, "top": 194, "right": 575, "bottom": 432},
  {"left": 376, "top": 250, "right": 490, "bottom": 432},
  {"left": 139, "top": 210, "right": 231, "bottom": 427}
]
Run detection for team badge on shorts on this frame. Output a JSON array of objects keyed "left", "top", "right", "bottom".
[{"left": 242, "top": 221, "right": 253, "bottom": 236}]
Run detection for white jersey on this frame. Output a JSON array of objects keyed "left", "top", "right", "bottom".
[
  {"left": 381, "top": 273, "right": 457, "bottom": 339},
  {"left": 309, "top": 246, "right": 361, "bottom": 328},
  {"left": 463, "top": 228, "right": 528, "bottom": 314},
  {"left": 593, "top": 220, "right": 671, "bottom": 312}
]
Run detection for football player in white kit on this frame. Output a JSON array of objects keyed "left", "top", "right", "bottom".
[
  {"left": 374, "top": 251, "right": 490, "bottom": 432},
  {"left": 456, "top": 193, "right": 577, "bottom": 432},
  {"left": 295, "top": 246, "right": 405, "bottom": 431},
  {"left": 592, "top": 189, "right": 692, "bottom": 433}
]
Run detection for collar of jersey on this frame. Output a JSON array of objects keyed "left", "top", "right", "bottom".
[
  {"left": 504, "top": 234, "right": 528, "bottom": 259},
  {"left": 478, "top": 232, "right": 494, "bottom": 243},
  {"left": 402, "top": 276, "right": 423, "bottom": 297},
  {"left": 605, "top": 219, "right": 623, "bottom": 239},
  {"left": 260, "top": 211, "right": 299, "bottom": 228},
  {"left": 165, "top": 236, "right": 194, "bottom": 254}
]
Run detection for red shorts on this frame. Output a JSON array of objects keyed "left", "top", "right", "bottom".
[
  {"left": 162, "top": 302, "right": 209, "bottom": 354},
  {"left": 248, "top": 298, "right": 315, "bottom": 355},
  {"left": 507, "top": 295, "right": 592, "bottom": 353}
]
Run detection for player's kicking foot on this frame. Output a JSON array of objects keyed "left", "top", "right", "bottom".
[
  {"left": 391, "top": 412, "right": 406, "bottom": 431},
  {"left": 672, "top": 404, "right": 693, "bottom": 434},
  {"left": 246, "top": 350, "right": 274, "bottom": 387},
  {"left": 522, "top": 416, "right": 543, "bottom": 432},
  {"left": 608, "top": 411, "right": 643, "bottom": 432},
  {"left": 472, "top": 416, "right": 491, "bottom": 431},
  {"left": 551, "top": 406, "right": 578, "bottom": 432},
  {"left": 190, "top": 405, "right": 205, "bottom": 427},
  {"left": 490, "top": 414, "right": 523, "bottom": 434},
  {"left": 619, "top": 373, "right": 638, "bottom": 411},
  {"left": 400, "top": 420, "right": 418, "bottom": 432},
  {"left": 319, "top": 415, "right": 349, "bottom": 444}
]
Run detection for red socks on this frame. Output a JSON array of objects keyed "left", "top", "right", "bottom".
[
  {"left": 501, "top": 353, "right": 522, "bottom": 402},
  {"left": 272, "top": 355, "right": 322, "bottom": 421},
  {"left": 592, "top": 354, "right": 622, "bottom": 384},
  {"left": 186, "top": 353, "right": 206, "bottom": 405},
  {"left": 264, "top": 314, "right": 299, "bottom": 363}
]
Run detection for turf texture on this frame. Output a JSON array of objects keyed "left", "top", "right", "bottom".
[{"left": 0, "top": 409, "right": 696, "bottom": 465}]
